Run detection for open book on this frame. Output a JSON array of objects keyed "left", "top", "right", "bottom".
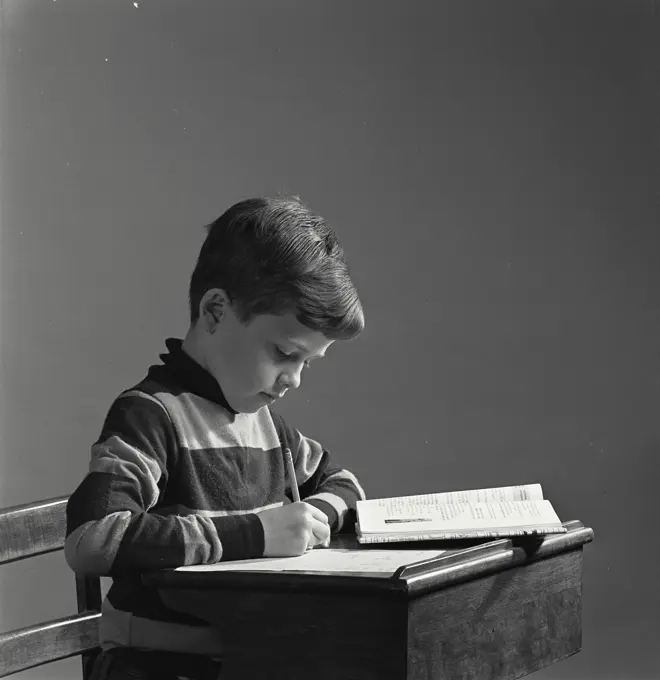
[{"left": 356, "top": 483, "right": 566, "bottom": 544}]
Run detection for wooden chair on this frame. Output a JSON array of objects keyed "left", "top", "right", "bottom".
[{"left": 0, "top": 496, "right": 102, "bottom": 679}]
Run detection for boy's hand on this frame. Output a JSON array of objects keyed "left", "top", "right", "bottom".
[{"left": 257, "top": 502, "right": 331, "bottom": 557}]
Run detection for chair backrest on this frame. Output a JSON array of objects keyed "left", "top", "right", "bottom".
[{"left": 0, "top": 496, "right": 102, "bottom": 679}]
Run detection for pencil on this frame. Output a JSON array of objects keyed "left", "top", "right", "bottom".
[{"left": 282, "top": 448, "right": 300, "bottom": 503}]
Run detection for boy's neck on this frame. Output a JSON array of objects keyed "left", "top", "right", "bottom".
[{"left": 181, "top": 327, "right": 209, "bottom": 373}]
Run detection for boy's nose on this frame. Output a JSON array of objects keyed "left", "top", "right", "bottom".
[{"left": 279, "top": 366, "right": 302, "bottom": 391}]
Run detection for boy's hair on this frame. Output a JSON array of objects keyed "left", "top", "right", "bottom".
[{"left": 189, "top": 197, "right": 364, "bottom": 340}]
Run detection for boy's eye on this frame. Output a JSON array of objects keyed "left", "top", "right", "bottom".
[
  {"left": 274, "top": 346, "right": 311, "bottom": 369},
  {"left": 274, "top": 346, "right": 292, "bottom": 360}
]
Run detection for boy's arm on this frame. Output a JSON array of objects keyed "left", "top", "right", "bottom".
[
  {"left": 270, "top": 409, "right": 366, "bottom": 532},
  {"left": 65, "top": 392, "right": 264, "bottom": 577}
]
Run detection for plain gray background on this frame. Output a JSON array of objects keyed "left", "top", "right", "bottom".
[{"left": 1, "top": 1, "right": 658, "bottom": 678}]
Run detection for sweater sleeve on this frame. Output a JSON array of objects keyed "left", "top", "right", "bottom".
[
  {"left": 269, "top": 408, "right": 366, "bottom": 532},
  {"left": 65, "top": 391, "right": 264, "bottom": 577}
]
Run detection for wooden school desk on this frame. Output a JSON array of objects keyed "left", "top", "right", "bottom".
[{"left": 144, "top": 520, "right": 593, "bottom": 680}]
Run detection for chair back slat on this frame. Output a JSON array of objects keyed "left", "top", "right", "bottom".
[
  {"left": 0, "top": 497, "right": 68, "bottom": 564},
  {"left": 0, "top": 496, "right": 103, "bottom": 678},
  {"left": 0, "top": 612, "right": 101, "bottom": 678}
]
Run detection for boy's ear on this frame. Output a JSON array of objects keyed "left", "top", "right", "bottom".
[{"left": 199, "top": 288, "right": 230, "bottom": 332}]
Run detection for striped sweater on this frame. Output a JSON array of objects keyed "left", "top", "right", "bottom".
[{"left": 65, "top": 338, "right": 365, "bottom": 655}]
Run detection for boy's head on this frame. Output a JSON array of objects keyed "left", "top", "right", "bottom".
[{"left": 184, "top": 197, "right": 364, "bottom": 413}]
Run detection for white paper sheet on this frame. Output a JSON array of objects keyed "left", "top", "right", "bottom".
[{"left": 175, "top": 548, "right": 446, "bottom": 574}]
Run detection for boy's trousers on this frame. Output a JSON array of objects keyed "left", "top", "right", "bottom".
[{"left": 89, "top": 648, "right": 223, "bottom": 680}]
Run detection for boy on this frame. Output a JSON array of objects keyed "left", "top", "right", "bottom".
[{"left": 65, "top": 197, "right": 366, "bottom": 680}]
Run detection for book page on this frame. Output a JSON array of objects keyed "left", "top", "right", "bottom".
[
  {"left": 175, "top": 548, "right": 446, "bottom": 575},
  {"left": 358, "top": 499, "right": 561, "bottom": 534},
  {"left": 357, "top": 483, "right": 544, "bottom": 518}
]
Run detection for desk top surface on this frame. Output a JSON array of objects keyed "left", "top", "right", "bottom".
[{"left": 144, "top": 520, "right": 593, "bottom": 597}]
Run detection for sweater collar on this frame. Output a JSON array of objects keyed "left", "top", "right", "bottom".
[{"left": 155, "top": 337, "right": 237, "bottom": 415}]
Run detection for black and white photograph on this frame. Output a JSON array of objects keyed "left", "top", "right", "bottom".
[{"left": 0, "top": 1, "right": 658, "bottom": 679}]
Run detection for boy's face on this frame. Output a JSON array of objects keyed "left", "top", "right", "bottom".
[{"left": 198, "top": 292, "right": 334, "bottom": 413}]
